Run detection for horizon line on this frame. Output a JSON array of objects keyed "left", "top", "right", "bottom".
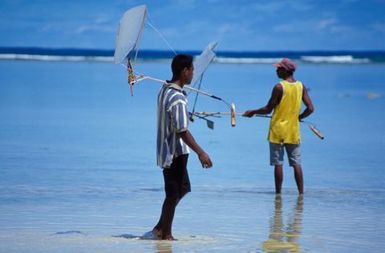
[{"left": 1, "top": 46, "right": 385, "bottom": 54}]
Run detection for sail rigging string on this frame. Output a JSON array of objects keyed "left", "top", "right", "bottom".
[
  {"left": 190, "top": 75, "right": 204, "bottom": 121},
  {"left": 146, "top": 15, "right": 177, "bottom": 56}
]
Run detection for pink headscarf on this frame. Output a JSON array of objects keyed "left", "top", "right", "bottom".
[{"left": 274, "top": 58, "right": 296, "bottom": 72}]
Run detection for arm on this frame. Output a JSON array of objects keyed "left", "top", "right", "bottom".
[
  {"left": 170, "top": 98, "right": 213, "bottom": 169},
  {"left": 179, "top": 130, "right": 212, "bottom": 168},
  {"left": 299, "top": 84, "right": 314, "bottom": 121},
  {"left": 243, "top": 83, "right": 283, "bottom": 117}
]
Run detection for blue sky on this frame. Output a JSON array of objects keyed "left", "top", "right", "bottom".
[{"left": 0, "top": 0, "right": 384, "bottom": 51}]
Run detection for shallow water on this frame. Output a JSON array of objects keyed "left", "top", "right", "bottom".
[
  {"left": 0, "top": 60, "right": 385, "bottom": 252},
  {"left": 1, "top": 187, "right": 384, "bottom": 252}
]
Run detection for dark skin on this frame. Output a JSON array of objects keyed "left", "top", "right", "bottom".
[
  {"left": 171, "top": 65, "right": 212, "bottom": 169},
  {"left": 153, "top": 65, "right": 213, "bottom": 240},
  {"left": 243, "top": 67, "right": 314, "bottom": 194}
]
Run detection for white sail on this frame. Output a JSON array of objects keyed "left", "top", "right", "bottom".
[
  {"left": 191, "top": 42, "right": 218, "bottom": 86},
  {"left": 114, "top": 5, "right": 147, "bottom": 65}
]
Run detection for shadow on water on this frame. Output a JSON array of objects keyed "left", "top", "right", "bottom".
[
  {"left": 262, "top": 195, "right": 304, "bottom": 253},
  {"left": 112, "top": 231, "right": 158, "bottom": 240},
  {"left": 52, "top": 230, "right": 87, "bottom": 236}
]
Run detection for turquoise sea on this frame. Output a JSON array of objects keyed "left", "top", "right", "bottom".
[{"left": 0, "top": 56, "right": 385, "bottom": 252}]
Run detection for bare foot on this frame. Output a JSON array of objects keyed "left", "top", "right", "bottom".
[
  {"left": 152, "top": 228, "right": 162, "bottom": 239},
  {"left": 162, "top": 234, "right": 176, "bottom": 240}
]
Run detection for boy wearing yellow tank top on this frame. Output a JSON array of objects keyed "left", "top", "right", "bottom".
[{"left": 243, "top": 58, "right": 314, "bottom": 194}]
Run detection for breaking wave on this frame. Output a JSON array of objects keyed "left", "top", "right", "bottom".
[
  {"left": 0, "top": 47, "right": 384, "bottom": 64},
  {"left": 301, "top": 55, "right": 370, "bottom": 64},
  {"left": 0, "top": 53, "right": 113, "bottom": 62}
]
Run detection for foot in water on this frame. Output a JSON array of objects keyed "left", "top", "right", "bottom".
[
  {"left": 152, "top": 228, "right": 162, "bottom": 239},
  {"left": 162, "top": 235, "right": 176, "bottom": 240},
  {"left": 151, "top": 229, "right": 176, "bottom": 240}
]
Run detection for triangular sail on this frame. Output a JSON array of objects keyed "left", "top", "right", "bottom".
[
  {"left": 191, "top": 42, "right": 218, "bottom": 86},
  {"left": 189, "top": 42, "right": 218, "bottom": 125},
  {"left": 114, "top": 5, "right": 147, "bottom": 65}
]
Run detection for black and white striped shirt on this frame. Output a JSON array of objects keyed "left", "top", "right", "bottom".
[{"left": 157, "top": 83, "right": 190, "bottom": 168}]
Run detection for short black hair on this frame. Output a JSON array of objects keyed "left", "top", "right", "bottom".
[
  {"left": 276, "top": 67, "right": 294, "bottom": 78},
  {"left": 171, "top": 54, "right": 193, "bottom": 78}
]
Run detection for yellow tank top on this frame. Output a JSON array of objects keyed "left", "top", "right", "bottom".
[{"left": 268, "top": 80, "right": 303, "bottom": 144}]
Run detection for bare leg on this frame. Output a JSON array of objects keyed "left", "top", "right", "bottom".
[
  {"left": 162, "top": 197, "right": 180, "bottom": 240},
  {"left": 274, "top": 165, "right": 283, "bottom": 194},
  {"left": 293, "top": 165, "right": 304, "bottom": 194},
  {"left": 153, "top": 197, "right": 180, "bottom": 240},
  {"left": 153, "top": 210, "right": 165, "bottom": 238},
  {"left": 154, "top": 155, "right": 190, "bottom": 240},
  {"left": 152, "top": 222, "right": 162, "bottom": 239}
]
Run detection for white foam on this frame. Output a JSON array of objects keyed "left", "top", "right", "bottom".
[
  {"left": 301, "top": 55, "right": 370, "bottom": 64},
  {"left": 0, "top": 54, "right": 113, "bottom": 62},
  {"left": 214, "top": 57, "right": 281, "bottom": 64}
]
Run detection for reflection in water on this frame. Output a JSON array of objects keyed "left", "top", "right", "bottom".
[
  {"left": 262, "top": 195, "right": 304, "bottom": 253},
  {"left": 154, "top": 240, "right": 172, "bottom": 253}
]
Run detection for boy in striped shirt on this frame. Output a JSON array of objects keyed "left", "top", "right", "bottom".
[{"left": 153, "top": 54, "right": 213, "bottom": 240}]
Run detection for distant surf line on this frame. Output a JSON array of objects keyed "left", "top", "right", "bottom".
[{"left": 0, "top": 47, "right": 384, "bottom": 64}]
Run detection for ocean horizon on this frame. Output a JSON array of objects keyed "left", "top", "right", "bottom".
[{"left": 1, "top": 46, "right": 385, "bottom": 64}]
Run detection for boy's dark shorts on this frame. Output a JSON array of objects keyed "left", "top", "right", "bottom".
[{"left": 163, "top": 154, "right": 191, "bottom": 199}]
